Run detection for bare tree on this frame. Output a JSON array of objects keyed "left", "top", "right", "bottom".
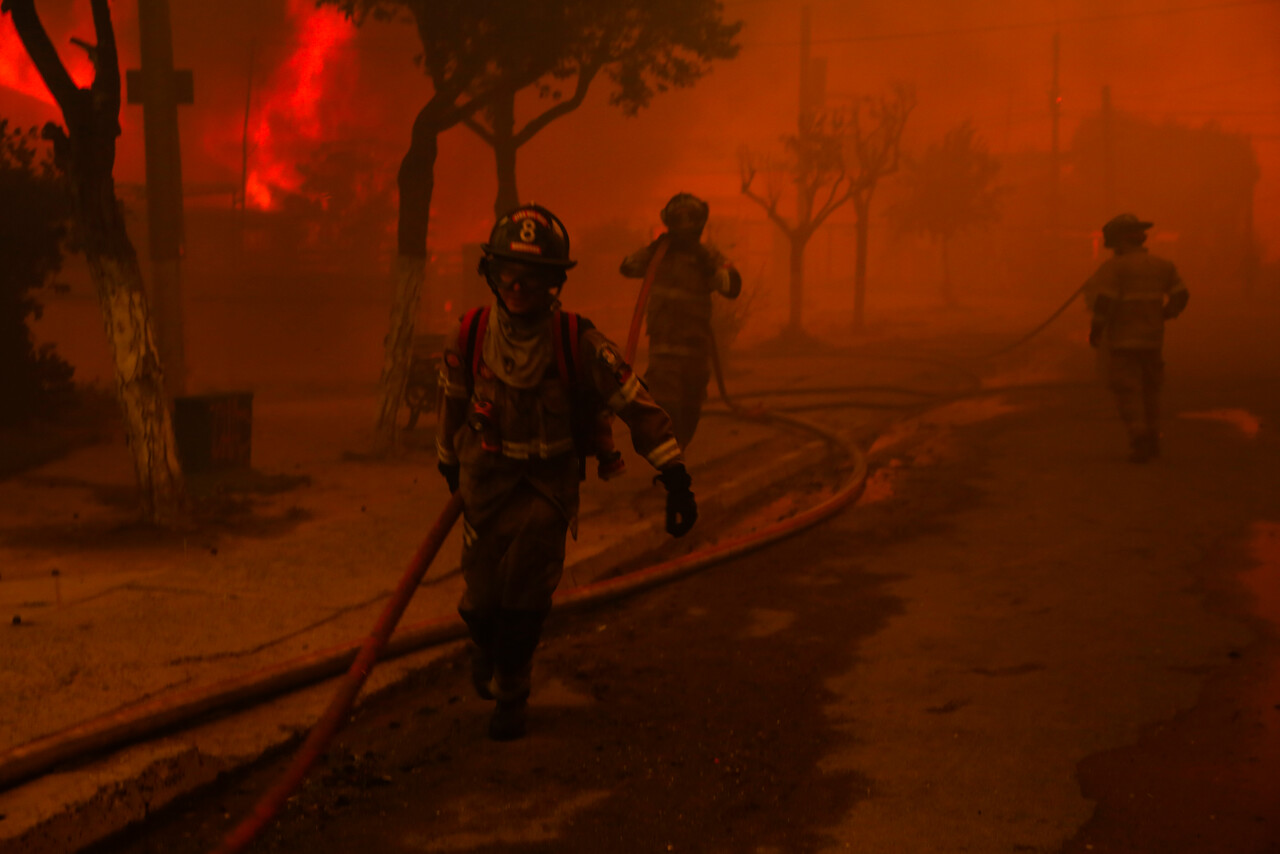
[
  {"left": 740, "top": 83, "right": 913, "bottom": 338},
  {"left": 891, "top": 120, "right": 1002, "bottom": 307},
  {"left": 463, "top": 0, "right": 741, "bottom": 218},
  {"left": 3, "top": 0, "right": 186, "bottom": 524},
  {"left": 844, "top": 84, "right": 914, "bottom": 330}
]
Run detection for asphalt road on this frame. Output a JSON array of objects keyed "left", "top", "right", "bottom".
[{"left": 91, "top": 334, "right": 1280, "bottom": 854}]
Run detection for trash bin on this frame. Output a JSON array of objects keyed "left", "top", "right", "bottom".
[{"left": 173, "top": 393, "right": 253, "bottom": 473}]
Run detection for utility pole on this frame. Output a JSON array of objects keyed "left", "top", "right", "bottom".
[
  {"left": 1101, "top": 84, "right": 1115, "bottom": 214},
  {"left": 127, "top": 0, "right": 193, "bottom": 398},
  {"left": 1048, "top": 31, "right": 1061, "bottom": 242},
  {"left": 799, "top": 6, "right": 812, "bottom": 135}
]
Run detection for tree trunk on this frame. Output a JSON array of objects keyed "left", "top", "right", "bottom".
[
  {"left": 853, "top": 197, "right": 871, "bottom": 331},
  {"left": 8, "top": 0, "right": 187, "bottom": 524},
  {"left": 374, "top": 101, "right": 441, "bottom": 455},
  {"left": 491, "top": 89, "right": 519, "bottom": 219},
  {"left": 91, "top": 251, "right": 187, "bottom": 523},
  {"left": 787, "top": 233, "right": 806, "bottom": 335},
  {"left": 940, "top": 236, "right": 955, "bottom": 307},
  {"left": 75, "top": 131, "right": 186, "bottom": 525}
]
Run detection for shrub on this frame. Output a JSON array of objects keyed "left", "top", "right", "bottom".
[{"left": 0, "top": 120, "right": 74, "bottom": 427}]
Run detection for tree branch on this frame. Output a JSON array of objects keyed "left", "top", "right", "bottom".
[
  {"left": 512, "top": 61, "right": 600, "bottom": 148},
  {"left": 463, "top": 116, "right": 495, "bottom": 146},
  {"left": 3, "top": 0, "right": 81, "bottom": 111},
  {"left": 741, "top": 181, "right": 794, "bottom": 237},
  {"left": 810, "top": 183, "right": 856, "bottom": 233},
  {"left": 812, "top": 170, "right": 850, "bottom": 224},
  {"left": 90, "top": 0, "right": 119, "bottom": 109},
  {"left": 444, "top": 85, "right": 500, "bottom": 128}
]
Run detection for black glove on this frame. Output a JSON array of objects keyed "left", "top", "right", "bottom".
[
  {"left": 438, "top": 461, "right": 460, "bottom": 494},
  {"left": 1088, "top": 323, "right": 1105, "bottom": 348},
  {"left": 658, "top": 464, "right": 697, "bottom": 538}
]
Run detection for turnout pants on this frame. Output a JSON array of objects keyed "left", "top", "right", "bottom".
[
  {"left": 458, "top": 481, "right": 569, "bottom": 701},
  {"left": 645, "top": 352, "right": 709, "bottom": 449},
  {"left": 1107, "top": 347, "right": 1164, "bottom": 441}
]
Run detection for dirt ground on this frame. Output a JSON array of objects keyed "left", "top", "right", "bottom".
[
  {"left": 2, "top": 288, "right": 1276, "bottom": 853},
  {"left": 83, "top": 301, "right": 1280, "bottom": 853}
]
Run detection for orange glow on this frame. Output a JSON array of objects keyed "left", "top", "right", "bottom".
[
  {"left": 1179, "top": 409, "right": 1263, "bottom": 438},
  {"left": 244, "top": 0, "right": 354, "bottom": 210},
  {"left": 0, "top": 14, "right": 94, "bottom": 107}
]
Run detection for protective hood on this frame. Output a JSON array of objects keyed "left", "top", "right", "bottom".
[{"left": 482, "top": 299, "right": 558, "bottom": 389}]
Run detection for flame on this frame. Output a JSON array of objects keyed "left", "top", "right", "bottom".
[
  {"left": 0, "top": 13, "right": 95, "bottom": 108},
  {"left": 244, "top": 0, "right": 355, "bottom": 210}
]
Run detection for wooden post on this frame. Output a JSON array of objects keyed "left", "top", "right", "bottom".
[{"left": 126, "top": 0, "right": 193, "bottom": 398}]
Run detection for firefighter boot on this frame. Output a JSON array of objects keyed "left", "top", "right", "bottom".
[
  {"left": 459, "top": 609, "right": 496, "bottom": 700},
  {"left": 488, "top": 696, "right": 529, "bottom": 742},
  {"left": 488, "top": 609, "right": 548, "bottom": 741},
  {"left": 1128, "top": 432, "right": 1153, "bottom": 464}
]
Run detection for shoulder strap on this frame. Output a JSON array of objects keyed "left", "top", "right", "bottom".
[
  {"left": 458, "top": 306, "right": 490, "bottom": 389},
  {"left": 552, "top": 310, "right": 580, "bottom": 393}
]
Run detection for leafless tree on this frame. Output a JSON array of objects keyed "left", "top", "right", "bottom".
[
  {"left": 844, "top": 84, "right": 914, "bottom": 330},
  {"left": 3, "top": 0, "right": 186, "bottom": 523},
  {"left": 740, "top": 82, "right": 914, "bottom": 337}
]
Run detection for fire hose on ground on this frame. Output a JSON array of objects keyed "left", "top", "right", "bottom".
[
  {"left": 0, "top": 277, "right": 1088, "bottom": 853},
  {"left": 209, "top": 261, "right": 1087, "bottom": 852}
]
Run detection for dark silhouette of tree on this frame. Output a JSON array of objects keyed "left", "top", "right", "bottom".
[
  {"left": 892, "top": 120, "right": 1002, "bottom": 307},
  {"left": 740, "top": 83, "right": 913, "bottom": 338},
  {"left": 322, "top": 0, "right": 548, "bottom": 453},
  {"left": 3, "top": 0, "right": 186, "bottom": 523},
  {"left": 845, "top": 84, "right": 914, "bottom": 329},
  {"left": 0, "top": 120, "right": 75, "bottom": 427},
  {"left": 462, "top": 0, "right": 741, "bottom": 218}
]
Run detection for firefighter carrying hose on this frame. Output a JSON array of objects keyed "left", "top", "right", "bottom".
[
  {"left": 436, "top": 203, "right": 697, "bottom": 740},
  {"left": 1086, "top": 213, "right": 1190, "bottom": 463},
  {"left": 621, "top": 193, "right": 742, "bottom": 448}
]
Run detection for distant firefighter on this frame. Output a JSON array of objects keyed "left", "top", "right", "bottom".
[
  {"left": 621, "top": 193, "right": 742, "bottom": 449},
  {"left": 1086, "top": 213, "right": 1189, "bottom": 463}
]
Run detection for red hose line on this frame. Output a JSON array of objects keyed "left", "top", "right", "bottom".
[
  {"left": 556, "top": 416, "right": 867, "bottom": 611},
  {"left": 213, "top": 492, "right": 463, "bottom": 854},
  {"left": 624, "top": 235, "right": 668, "bottom": 364},
  {"left": 0, "top": 270, "right": 1085, "bottom": 845}
]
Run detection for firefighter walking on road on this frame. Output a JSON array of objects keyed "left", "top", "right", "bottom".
[
  {"left": 1086, "top": 213, "right": 1190, "bottom": 463},
  {"left": 436, "top": 203, "right": 697, "bottom": 741},
  {"left": 621, "top": 193, "right": 742, "bottom": 449}
]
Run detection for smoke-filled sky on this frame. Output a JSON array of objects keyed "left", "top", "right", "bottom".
[{"left": 2, "top": 0, "right": 1278, "bottom": 257}]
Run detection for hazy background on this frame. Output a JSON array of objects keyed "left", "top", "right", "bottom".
[{"left": 3, "top": 0, "right": 1277, "bottom": 393}]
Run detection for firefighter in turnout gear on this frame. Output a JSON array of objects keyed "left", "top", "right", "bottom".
[
  {"left": 436, "top": 204, "right": 697, "bottom": 740},
  {"left": 621, "top": 193, "right": 742, "bottom": 448},
  {"left": 1086, "top": 213, "right": 1189, "bottom": 463}
]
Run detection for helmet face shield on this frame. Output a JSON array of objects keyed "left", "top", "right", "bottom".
[
  {"left": 663, "top": 208, "right": 705, "bottom": 231},
  {"left": 482, "top": 258, "right": 563, "bottom": 315},
  {"left": 485, "top": 259, "right": 562, "bottom": 293}
]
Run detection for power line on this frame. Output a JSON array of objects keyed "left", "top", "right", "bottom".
[{"left": 741, "top": 0, "right": 1280, "bottom": 48}]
